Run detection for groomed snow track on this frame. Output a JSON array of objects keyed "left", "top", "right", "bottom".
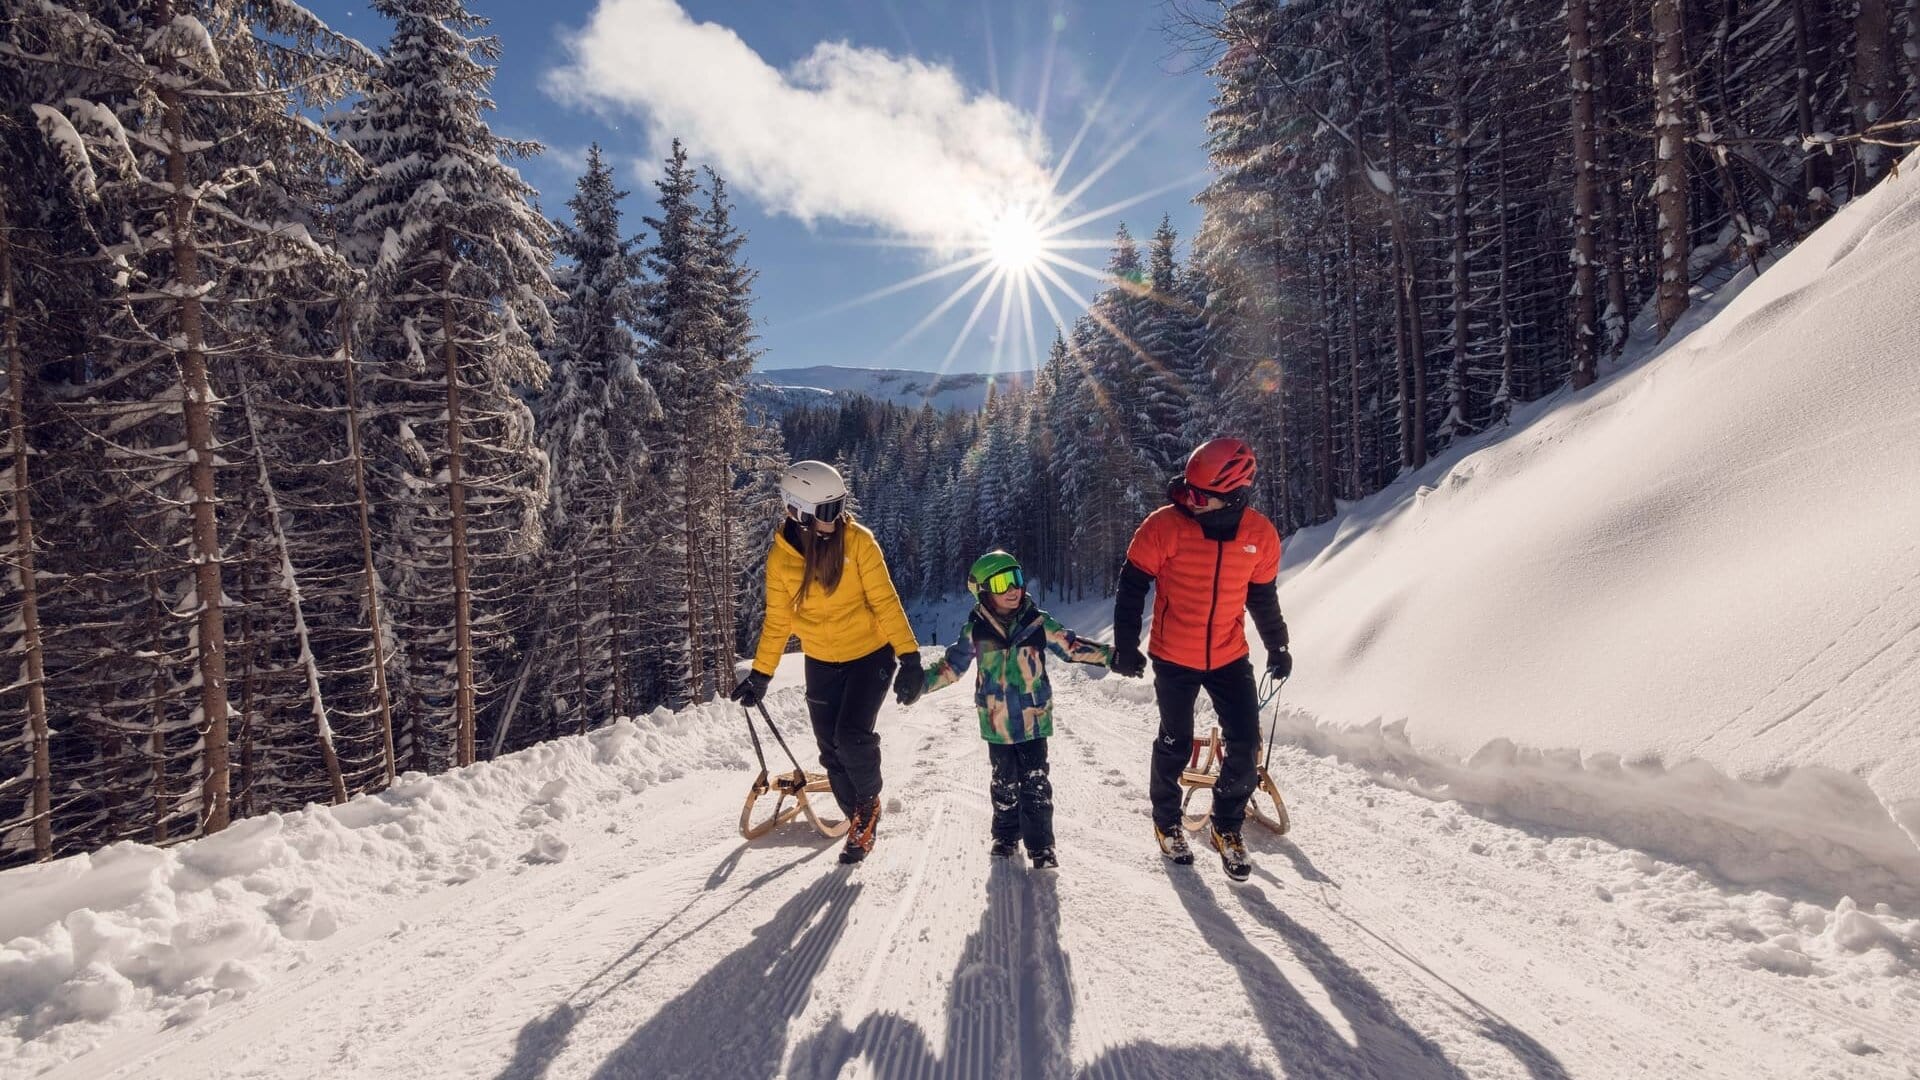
[{"left": 7, "top": 666, "right": 1917, "bottom": 1079}]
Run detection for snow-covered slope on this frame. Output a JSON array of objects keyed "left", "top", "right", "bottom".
[
  {"left": 5, "top": 671, "right": 1919, "bottom": 1078},
  {"left": 747, "top": 364, "right": 1032, "bottom": 413},
  {"left": 1273, "top": 152, "right": 1920, "bottom": 905}
]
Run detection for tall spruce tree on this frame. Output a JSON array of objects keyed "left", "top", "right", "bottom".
[
  {"left": 338, "top": 0, "right": 554, "bottom": 769},
  {"left": 7, "top": 0, "right": 372, "bottom": 850},
  {"left": 535, "top": 144, "right": 657, "bottom": 738}
]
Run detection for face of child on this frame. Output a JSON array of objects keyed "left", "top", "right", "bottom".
[{"left": 986, "top": 586, "right": 1023, "bottom": 615}]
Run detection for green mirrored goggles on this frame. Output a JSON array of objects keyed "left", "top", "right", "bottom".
[{"left": 979, "top": 567, "right": 1024, "bottom": 595}]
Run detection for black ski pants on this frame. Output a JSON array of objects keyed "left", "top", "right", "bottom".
[
  {"left": 987, "top": 738, "right": 1054, "bottom": 851},
  {"left": 1149, "top": 655, "right": 1261, "bottom": 833},
  {"left": 805, "top": 645, "right": 895, "bottom": 815}
]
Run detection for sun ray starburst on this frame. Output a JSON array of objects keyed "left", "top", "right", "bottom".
[{"left": 800, "top": 22, "right": 1206, "bottom": 409}]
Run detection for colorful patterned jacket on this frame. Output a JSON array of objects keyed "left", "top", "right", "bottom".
[{"left": 923, "top": 598, "right": 1113, "bottom": 744}]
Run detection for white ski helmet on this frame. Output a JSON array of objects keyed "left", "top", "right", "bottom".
[{"left": 781, "top": 460, "right": 849, "bottom": 522}]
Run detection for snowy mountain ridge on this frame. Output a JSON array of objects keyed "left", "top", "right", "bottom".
[{"left": 746, "top": 364, "right": 1032, "bottom": 414}]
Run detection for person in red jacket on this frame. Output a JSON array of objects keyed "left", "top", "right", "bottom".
[{"left": 1110, "top": 438, "right": 1291, "bottom": 881}]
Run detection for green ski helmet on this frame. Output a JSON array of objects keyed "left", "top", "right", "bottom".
[{"left": 967, "top": 550, "right": 1025, "bottom": 598}]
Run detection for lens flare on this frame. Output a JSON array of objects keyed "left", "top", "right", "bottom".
[{"left": 800, "top": 28, "right": 1211, "bottom": 401}]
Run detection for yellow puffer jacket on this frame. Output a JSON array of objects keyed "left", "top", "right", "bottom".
[{"left": 751, "top": 519, "right": 919, "bottom": 675}]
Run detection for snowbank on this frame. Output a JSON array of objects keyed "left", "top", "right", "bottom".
[
  {"left": 0, "top": 700, "right": 770, "bottom": 1070},
  {"left": 1271, "top": 152, "right": 1920, "bottom": 906}
]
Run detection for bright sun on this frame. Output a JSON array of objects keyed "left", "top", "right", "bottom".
[{"left": 983, "top": 211, "right": 1046, "bottom": 272}]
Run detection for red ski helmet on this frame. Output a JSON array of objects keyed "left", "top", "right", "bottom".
[{"left": 1184, "top": 438, "right": 1257, "bottom": 494}]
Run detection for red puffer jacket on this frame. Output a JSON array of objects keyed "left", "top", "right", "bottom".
[{"left": 1119, "top": 504, "right": 1282, "bottom": 670}]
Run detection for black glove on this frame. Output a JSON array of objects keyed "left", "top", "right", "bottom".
[
  {"left": 731, "top": 670, "right": 771, "bottom": 708},
  {"left": 894, "top": 651, "right": 925, "bottom": 706},
  {"left": 1266, "top": 648, "right": 1292, "bottom": 681},
  {"left": 1111, "top": 644, "right": 1147, "bottom": 678}
]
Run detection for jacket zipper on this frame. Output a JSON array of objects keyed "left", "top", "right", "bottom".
[{"left": 1205, "top": 539, "right": 1224, "bottom": 669}]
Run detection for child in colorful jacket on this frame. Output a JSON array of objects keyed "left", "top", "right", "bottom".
[{"left": 914, "top": 550, "right": 1114, "bottom": 868}]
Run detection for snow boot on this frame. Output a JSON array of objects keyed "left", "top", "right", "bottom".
[
  {"left": 989, "top": 838, "right": 1019, "bottom": 859},
  {"left": 1155, "top": 824, "right": 1194, "bottom": 865},
  {"left": 1208, "top": 824, "right": 1252, "bottom": 882},
  {"left": 1028, "top": 847, "right": 1059, "bottom": 870},
  {"left": 840, "top": 800, "right": 881, "bottom": 864}
]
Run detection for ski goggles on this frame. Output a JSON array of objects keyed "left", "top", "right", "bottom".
[
  {"left": 1174, "top": 481, "right": 1248, "bottom": 512},
  {"left": 978, "top": 566, "right": 1024, "bottom": 595},
  {"left": 784, "top": 492, "right": 846, "bottom": 523}
]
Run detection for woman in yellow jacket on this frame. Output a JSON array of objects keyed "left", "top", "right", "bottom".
[{"left": 730, "top": 460, "right": 923, "bottom": 864}]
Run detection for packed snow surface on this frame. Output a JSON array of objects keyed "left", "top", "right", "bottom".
[
  {"left": 4, "top": 663, "right": 1918, "bottom": 1078},
  {"left": 1274, "top": 151, "right": 1920, "bottom": 905}
]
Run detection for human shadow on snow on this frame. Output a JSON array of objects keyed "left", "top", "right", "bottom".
[
  {"left": 585, "top": 865, "right": 862, "bottom": 1079},
  {"left": 493, "top": 849, "right": 850, "bottom": 1080},
  {"left": 1169, "top": 870, "right": 1471, "bottom": 1080},
  {"left": 788, "top": 859, "right": 1271, "bottom": 1079},
  {"left": 1231, "top": 868, "right": 1569, "bottom": 1080}
]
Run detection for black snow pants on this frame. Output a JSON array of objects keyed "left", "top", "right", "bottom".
[
  {"left": 1149, "top": 655, "right": 1261, "bottom": 833},
  {"left": 987, "top": 738, "right": 1054, "bottom": 851},
  {"left": 805, "top": 645, "right": 896, "bottom": 815}
]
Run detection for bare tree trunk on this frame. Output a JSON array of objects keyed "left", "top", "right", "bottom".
[
  {"left": 683, "top": 425, "right": 705, "bottom": 704},
  {"left": 237, "top": 373, "right": 346, "bottom": 802},
  {"left": 1596, "top": 48, "right": 1632, "bottom": 360},
  {"left": 146, "top": 572, "right": 170, "bottom": 843},
  {"left": 570, "top": 549, "right": 586, "bottom": 737},
  {"left": 159, "top": 73, "right": 231, "bottom": 834},
  {"left": 340, "top": 307, "right": 396, "bottom": 786},
  {"left": 1447, "top": 32, "right": 1475, "bottom": 426},
  {"left": 1494, "top": 114, "right": 1517, "bottom": 422},
  {"left": 1, "top": 191, "right": 53, "bottom": 860},
  {"left": 1651, "top": 0, "right": 1693, "bottom": 339},
  {"left": 609, "top": 498, "right": 630, "bottom": 716},
  {"left": 439, "top": 232, "right": 477, "bottom": 767},
  {"left": 1851, "top": 0, "right": 1895, "bottom": 186},
  {"left": 1342, "top": 180, "right": 1365, "bottom": 496},
  {"left": 1380, "top": 0, "right": 1426, "bottom": 468},
  {"left": 236, "top": 555, "right": 255, "bottom": 818},
  {"left": 1790, "top": 0, "right": 1832, "bottom": 225},
  {"left": 1313, "top": 251, "right": 1335, "bottom": 520},
  {"left": 1909, "top": 0, "right": 1920, "bottom": 113},
  {"left": 1569, "top": 0, "right": 1601, "bottom": 388},
  {"left": 710, "top": 476, "right": 729, "bottom": 691}
]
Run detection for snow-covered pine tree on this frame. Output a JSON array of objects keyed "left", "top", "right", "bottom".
[
  {"left": 8, "top": 0, "right": 373, "bottom": 849},
  {"left": 0, "top": 121, "right": 53, "bottom": 862},
  {"left": 733, "top": 413, "right": 786, "bottom": 658},
  {"left": 534, "top": 144, "right": 658, "bottom": 739},
  {"left": 338, "top": 0, "right": 555, "bottom": 769},
  {"left": 697, "top": 168, "right": 757, "bottom": 693},
  {"left": 1136, "top": 216, "right": 1192, "bottom": 482},
  {"left": 637, "top": 138, "right": 741, "bottom": 703}
]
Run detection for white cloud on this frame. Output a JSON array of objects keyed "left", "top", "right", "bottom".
[{"left": 545, "top": 0, "right": 1054, "bottom": 246}]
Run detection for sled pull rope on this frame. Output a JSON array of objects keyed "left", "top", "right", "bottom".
[
  {"left": 744, "top": 700, "right": 808, "bottom": 775},
  {"left": 1258, "top": 673, "right": 1288, "bottom": 774}
]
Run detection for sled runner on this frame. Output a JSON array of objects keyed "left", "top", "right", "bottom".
[
  {"left": 1177, "top": 674, "right": 1292, "bottom": 835},
  {"left": 739, "top": 701, "right": 848, "bottom": 840}
]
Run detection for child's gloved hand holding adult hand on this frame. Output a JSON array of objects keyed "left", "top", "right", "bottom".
[
  {"left": 1111, "top": 644, "right": 1147, "bottom": 678},
  {"left": 894, "top": 651, "right": 926, "bottom": 705}
]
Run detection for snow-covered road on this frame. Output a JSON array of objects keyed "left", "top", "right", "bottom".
[{"left": 21, "top": 665, "right": 1920, "bottom": 1079}]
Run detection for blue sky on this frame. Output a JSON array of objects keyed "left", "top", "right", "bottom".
[{"left": 307, "top": 0, "right": 1217, "bottom": 375}]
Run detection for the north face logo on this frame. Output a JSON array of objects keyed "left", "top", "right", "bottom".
[{"left": 1243, "top": 544, "right": 1258, "bottom": 554}]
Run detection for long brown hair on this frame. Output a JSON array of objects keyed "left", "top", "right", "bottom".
[{"left": 792, "top": 513, "right": 848, "bottom": 609}]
